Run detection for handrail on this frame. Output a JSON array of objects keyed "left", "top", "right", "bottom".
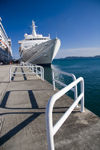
[
  {"left": 46, "top": 77, "right": 84, "bottom": 150},
  {"left": 26, "top": 63, "right": 44, "bottom": 80},
  {"left": 9, "top": 64, "right": 44, "bottom": 82},
  {"left": 51, "top": 66, "right": 77, "bottom": 102}
]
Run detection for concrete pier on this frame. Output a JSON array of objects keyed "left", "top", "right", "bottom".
[{"left": 0, "top": 65, "right": 100, "bottom": 150}]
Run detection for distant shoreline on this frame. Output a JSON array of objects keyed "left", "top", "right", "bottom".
[{"left": 55, "top": 55, "right": 100, "bottom": 60}]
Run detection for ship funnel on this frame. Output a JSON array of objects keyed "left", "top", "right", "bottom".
[{"left": 32, "top": 20, "right": 37, "bottom": 37}]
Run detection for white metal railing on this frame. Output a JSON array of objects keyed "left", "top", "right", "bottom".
[
  {"left": 52, "top": 66, "right": 77, "bottom": 102},
  {"left": 27, "top": 63, "right": 44, "bottom": 80},
  {"left": 9, "top": 64, "right": 44, "bottom": 82},
  {"left": 46, "top": 77, "right": 84, "bottom": 150}
]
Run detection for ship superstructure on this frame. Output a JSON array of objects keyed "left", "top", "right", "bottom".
[
  {"left": 18, "top": 21, "right": 61, "bottom": 65},
  {"left": 0, "top": 17, "right": 12, "bottom": 63}
]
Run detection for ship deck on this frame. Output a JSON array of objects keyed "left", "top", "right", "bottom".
[{"left": 0, "top": 65, "right": 100, "bottom": 150}]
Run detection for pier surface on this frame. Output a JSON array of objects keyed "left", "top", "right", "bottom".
[{"left": 0, "top": 65, "right": 100, "bottom": 150}]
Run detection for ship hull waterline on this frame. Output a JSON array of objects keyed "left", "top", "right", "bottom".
[{"left": 0, "top": 48, "right": 12, "bottom": 64}]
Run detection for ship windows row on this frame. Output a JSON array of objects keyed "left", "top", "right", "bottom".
[{"left": 26, "top": 38, "right": 47, "bottom": 40}]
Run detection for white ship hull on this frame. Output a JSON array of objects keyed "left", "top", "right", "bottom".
[
  {"left": 21, "top": 38, "right": 60, "bottom": 65},
  {"left": 0, "top": 18, "right": 12, "bottom": 63}
]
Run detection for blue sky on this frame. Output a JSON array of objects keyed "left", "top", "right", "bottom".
[{"left": 0, "top": 0, "right": 100, "bottom": 58}]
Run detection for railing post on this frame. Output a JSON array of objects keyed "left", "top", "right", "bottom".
[
  {"left": 31, "top": 66, "right": 33, "bottom": 73},
  {"left": 74, "top": 85, "right": 77, "bottom": 100},
  {"left": 9, "top": 66, "right": 11, "bottom": 82},
  {"left": 42, "top": 67, "right": 44, "bottom": 80},
  {"left": 36, "top": 66, "right": 37, "bottom": 75},
  {"left": 34, "top": 66, "right": 36, "bottom": 73},
  {"left": 81, "top": 79, "right": 84, "bottom": 112},
  {"left": 47, "top": 126, "right": 54, "bottom": 150},
  {"left": 52, "top": 71, "right": 55, "bottom": 90},
  {"left": 34, "top": 66, "right": 36, "bottom": 74},
  {"left": 73, "top": 75, "right": 78, "bottom": 107},
  {"left": 40, "top": 67, "right": 42, "bottom": 80},
  {"left": 46, "top": 101, "right": 55, "bottom": 150},
  {"left": 32, "top": 66, "right": 34, "bottom": 73},
  {"left": 72, "top": 75, "right": 78, "bottom": 102}
]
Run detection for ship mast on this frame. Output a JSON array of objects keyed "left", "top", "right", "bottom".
[
  {"left": 32, "top": 20, "right": 37, "bottom": 37},
  {"left": 0, "top": 17, "right": 2, "bottom": 22}
]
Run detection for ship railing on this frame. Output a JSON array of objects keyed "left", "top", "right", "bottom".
[
  {"left": 46, "top": 77, "right": 84, "bottom": 150},
  {"left": 51, "top": 66, "right": 77, "bottom": 102},
  {"left": 22, "top": 62, "right": 44, "bottom": 80},
  {"left": 9, "top": 64, "right": 44, "bottom": 82},
  {"left": 27, "top": 64, "right": 44, "bottom": 80}
]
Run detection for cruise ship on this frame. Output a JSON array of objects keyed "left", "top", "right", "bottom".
[
  {"left": 0, "top": 17, "right": 12, "bottom": 64},
  {"left": 18, "top": 21, "right": 61, "bottom": 65}
]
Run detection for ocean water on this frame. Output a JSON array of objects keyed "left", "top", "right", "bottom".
[{"left": 44, "top": 57, "right": 100, "bottom": 117}]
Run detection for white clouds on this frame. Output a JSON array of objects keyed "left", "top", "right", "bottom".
[{"left": 56, "top": 47, "right": 100, "bottom": 58}]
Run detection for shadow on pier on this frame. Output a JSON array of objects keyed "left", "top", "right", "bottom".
[
  {"left": 0, "top": 113, "right": 40, "bottom": 146},
  {"left": 0, "top": 90, "right": 38, "bottom": 109},
  {"left": 0, "top": 89, "right": 76, "bottom": 146},
  {"left": 0, "top": 89, "right": 40, "bottom": 146},
  {"left": 11, "top": 67, "right": 27, "bottom": 81}
]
